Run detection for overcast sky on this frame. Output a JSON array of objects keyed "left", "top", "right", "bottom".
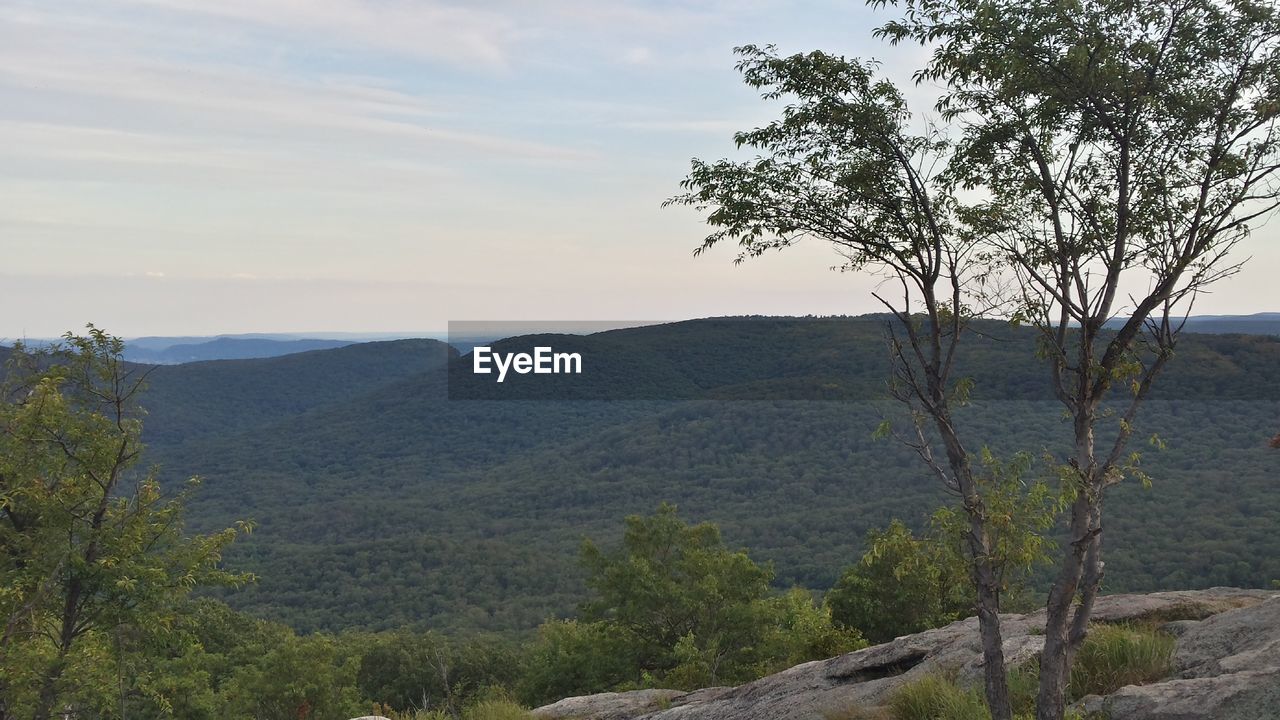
[{"left": 2, "top": 0, "right": 1277, "bottom": 338}]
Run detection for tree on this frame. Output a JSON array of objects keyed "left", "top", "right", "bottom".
[
  {"left": 218, "top": 632, "right": 365, "bottom": 720},
  {"left": 517, "top": 620, "right": 635, "bottom": 708},
  {"left": 874, "top": 1, "right": 1280, "bottom": 716},
  {"left": 830, "top": 457, "right": 1056, "bottom": 645},
  {"left": 575, "top": 504, "right": 863, "bottom": 691},
  {"left": 0, "top": 328, "right": 250, "bottom": 720},
  {"left": 827, "top": 520, "right": 971, "bottom": 644},
  {"left": 356, "top": 630, "right": 520, "bottom": 716},
  {"left": 580, "top": 503, "right": 775, "bottom": 686},
  {"left": 666, "top": 46, "right": 1028, "bottom": 718},
  {"left": 671, "top": 1, "right": 1280, "bottom": 717}
]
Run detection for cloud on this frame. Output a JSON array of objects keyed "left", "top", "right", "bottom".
[
  {"left": 118, "top": 0, "right": 524, "bottom": 71},
  {"left": 622, "top": 47, "right": 654, "bottom": 66},
  {"left": 616, "top": 119, "right": 741, "bottom": 134},
  {"left": 0, "top": 48, "right": 590, "bottom": 164}
]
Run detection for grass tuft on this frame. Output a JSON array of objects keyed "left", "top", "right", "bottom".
[
  {"left": 1069, "top": 624, "right": 1175, "bottom": 699},
  {"left": 461, "top": 698, "right": 533, "bottom": 720},
  {"left": 888, "top": 673, "right": 990, "bottom": 720}
]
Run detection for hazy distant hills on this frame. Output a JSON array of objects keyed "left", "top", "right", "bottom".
[
  {"left": 118, "top": 317, "right": 1280, "bottom": 633},
  {"left": 1106, "top": 312, "right": 1280, "bottom": 336},
  {"left": 45, "top": 312, "right": 1279, "bottom": 366},
  {"left": 1180, "top": 312, "right": 1280, "bottom": 335},
  {"left": 124, "top": 337, "right": 357, "bottom": 364}
]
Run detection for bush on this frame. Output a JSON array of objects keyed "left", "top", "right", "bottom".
[
  {"left": 516, "top": 620, "right": 634, "bottom": 707},
  {"left": 826, "top": 521, "right": 972, "bottom": 644},
  {"left": 1069, "top": 624, "right": 1175, "bottom": 699},
  {"left": 357, "top": 630, "right": 521, "bottom": 715}
]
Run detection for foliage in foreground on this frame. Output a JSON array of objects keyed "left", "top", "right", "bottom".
[
  {"left": 520, "top": 504, "right": 866, "bottom": 706},
  {"left": 0, "top": 330, "right": 251, "bottom": 720},
  {"left": 827, "top": 520, "right": 973, "bottom": 644}
]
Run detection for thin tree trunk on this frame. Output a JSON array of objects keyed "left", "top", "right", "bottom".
[
  {"left": 1069, "top": 503, "right": 1104, "bottom": 653},
  {"left": 935, "top": 400, "right": 1012, "bottom": 720},
  {"left": 975, "top": 559, "right": 1012, "bottom": 720},
  {"left": 1036, "top": 506, "right": 1088, "bottom": 720}
]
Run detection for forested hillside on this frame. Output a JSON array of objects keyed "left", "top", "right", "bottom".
[{"left": 120, "top": 318, "right": 1280, "bottom": 632}]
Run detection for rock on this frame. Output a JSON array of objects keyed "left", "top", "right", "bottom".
[
  {"left": 1075, "top": 669, "right": 1280, "bottom": 720},
  {"left": 348, "top": 716, "right": 393, "bottom": 720},
  {"left": 1175, "top": 596, "right": 1280, "bottom": 678},
  {"left": 1073, "top": 595, "right": 1280, "bottom": 719},
  {"left": 1025, "top": 587, "right": 1272, "bottom": 626},
  {"left": 530, "top": 588, "right": 1278, "bottom": 720},
  {"left": 1159, "top": 619, "right": 1201, "bottom": 638},
  {"left": 531, "top": 689, "right": 687, "bottom": 720}
]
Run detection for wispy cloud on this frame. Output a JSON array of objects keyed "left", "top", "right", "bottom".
[
  {"left": 118, "top": 0, "right": 526, "bottom": 71},
  {"left": 616, "top": 119, "right": 741, "bottom": 134}
]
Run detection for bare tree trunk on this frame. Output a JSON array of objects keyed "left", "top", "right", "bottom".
[
  {"left": 1037, "top": 406, "right": 1101, "bottom": 720},
  {"left": 975, "top": 559, "right": 1012, "bottom": 720},
  {"left": 1069, "top": 503, "right": 1104, "bottom": 651},
  {"left": 1036, "top": 497, "right": 1090, "bottom": 720}
]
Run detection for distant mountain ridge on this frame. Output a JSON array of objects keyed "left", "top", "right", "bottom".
[
  {"left": 1105, "top": 312, "right": 1280, "bottom": 335},
  {"left": 124, "top": 337, "right": 356, "bottom": 364}
]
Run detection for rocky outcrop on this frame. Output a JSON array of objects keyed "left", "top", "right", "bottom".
[
  {"left": 534, "top": 689, "right": 688, "bottom": 720},
  {"left": 1077, "top": 593, "right": 1280, "bottom": 719},
  {"left": 531, "top": 588, "right": 1277, "bottom": 720}
]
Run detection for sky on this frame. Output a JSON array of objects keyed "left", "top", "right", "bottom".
[{"left": 2, "top": 0, "right": 1277, "bottom": 338}]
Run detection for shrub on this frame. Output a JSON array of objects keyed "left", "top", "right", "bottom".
[
  {"left": 516, "top": 620, "right": 634, "bottom": 707},
  {"left": 1069, "top": 624, "right": 1175, "bottom": 699},
  {"left": 827, "top": 521, "right": 971, "bottom": 644}
]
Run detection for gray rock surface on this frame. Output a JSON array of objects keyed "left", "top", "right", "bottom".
[
  {"left": 532, "top": 689, "right": 687, "bottom": 720},
  {"left": 530, "top": 588, "right": 1277, "bottom": 720},
  {"left": 1075, "top": 668, "right": 1280, "bottom": 720},
  {"left": 1078, "top": 596, "right": 1280, "bottom": 719}
]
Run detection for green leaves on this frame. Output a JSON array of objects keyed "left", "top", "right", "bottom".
[
  {"left": 666, "top": 45, "right": 964, "bottom": 281},
  {"left": 0, "top": 329, "right": 250, "bottom": 718},
  {"left": 569, "top": 505, "right": 863, "bottom": 694},
  {"left": 827, "top": 519, "right": 971, "bottom": 643},
  {"left": 579, "top": 504, "right": 774, "bottom": 685}
]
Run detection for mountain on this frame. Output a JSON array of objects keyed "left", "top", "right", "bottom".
[
  {"left": 124, "top": 337, "right": 356, "bottom": 364},
  {"left": 120, "top": 317, "right": 1280, "bottom": 633},
  {"left": 1180, "top": 312, "right": 1280, "bottom": 335},
  {"left": 119, "top": 332, "right": 447, "bottom": 363},
  {"left": 1106, "top": 312, "right": 1280, "bottom": 336},
  {"left": 142, "top": 339, "right": 453, "bottom": 445}
]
